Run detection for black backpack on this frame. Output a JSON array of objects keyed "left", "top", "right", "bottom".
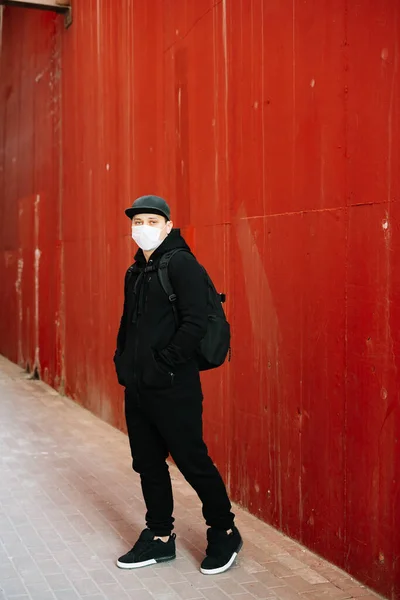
[
  {"left": 129, "top": 249, "right": 231, "bottom": 370},
  {"left": 158, "top": 249, "right": 231, "bottom": 371}
]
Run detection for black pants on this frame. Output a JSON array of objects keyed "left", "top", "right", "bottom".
[{"left": 124, "top": 390, "right": 235, "bottom": 537}]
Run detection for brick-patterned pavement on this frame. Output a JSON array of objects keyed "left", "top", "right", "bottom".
[{"left": 0, "top": 356, "right": 383, "bottom": 600}]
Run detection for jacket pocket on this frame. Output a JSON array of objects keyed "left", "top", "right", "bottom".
[{"left": 142, "top": 351, "right": 175, "bottom": 389}]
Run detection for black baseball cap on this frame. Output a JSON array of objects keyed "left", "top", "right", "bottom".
[{"left": 125, "top": 195, "right": 171, "bottom": 221}]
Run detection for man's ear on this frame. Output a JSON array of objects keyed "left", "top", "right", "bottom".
[{"left": 167, "top": 221, "right": 173, "bottom": 234}]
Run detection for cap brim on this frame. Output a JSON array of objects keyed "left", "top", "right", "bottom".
[
  {"left": 125, "top": 207, "right": 169, "bottom": 220},
  {"left": 125, "top": 207, "right": 136, "bottom": 219}
]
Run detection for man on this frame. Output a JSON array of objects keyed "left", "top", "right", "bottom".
[{"left": 114, "top": 195, "right": 242, "bottom": 575}]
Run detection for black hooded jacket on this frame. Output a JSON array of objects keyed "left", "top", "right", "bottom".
[{"left": 114, "top": 229, "right": 208, "bottom": 399}]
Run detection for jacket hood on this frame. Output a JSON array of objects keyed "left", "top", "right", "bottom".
[{"left": 134, "top": 228, "right": 191, "bottom": 266}]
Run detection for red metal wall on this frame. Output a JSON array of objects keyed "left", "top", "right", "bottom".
[
  {"left": 0, "top": 7, "right": 63, "bottom": 387},
  {"left": 0, "top": 2, "right": 399, "bottom": 597}
]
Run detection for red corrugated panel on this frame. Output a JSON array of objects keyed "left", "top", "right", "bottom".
[{"left": 0, "top": 8, "right": 62, "bottom": 386}]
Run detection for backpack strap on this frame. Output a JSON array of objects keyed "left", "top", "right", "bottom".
[
  {"left": 158, "top": 248, "right": 190, "bottom": 328},
  {"left": 125, "top": 263, "right": 141, "bottom": 297},
  {"left": 125, "top": 263, "right": 141, "bottom": 288},
  {"left": 125, "top": 264, "right": 135, "bottom": 288}
]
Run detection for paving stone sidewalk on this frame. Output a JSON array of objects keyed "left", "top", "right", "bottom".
[{"left": 0, "top": 356, "right": 383, "bottom": 600}]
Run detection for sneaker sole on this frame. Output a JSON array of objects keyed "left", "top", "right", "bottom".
[
  {"left": 200, "top": 539, "right": 243, "bottom": 575},
  {"left": 116, "top": 554, "right": 176, "bottom": 570}
]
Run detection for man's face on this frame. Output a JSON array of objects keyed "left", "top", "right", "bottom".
[{"left": 131, "top": 213, "right": 172, "bottom": 243}]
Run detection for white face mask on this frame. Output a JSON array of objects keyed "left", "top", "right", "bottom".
[{"left": 131, "top": 224, "right": 169, "bottom": 251}]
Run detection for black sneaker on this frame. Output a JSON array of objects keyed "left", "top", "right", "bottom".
[
  {"left": 117, "top": 529, "right": 176, "bottom": 569},
  {"left": 200, "top": 526, "right": 243, "bottom": 575}
]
